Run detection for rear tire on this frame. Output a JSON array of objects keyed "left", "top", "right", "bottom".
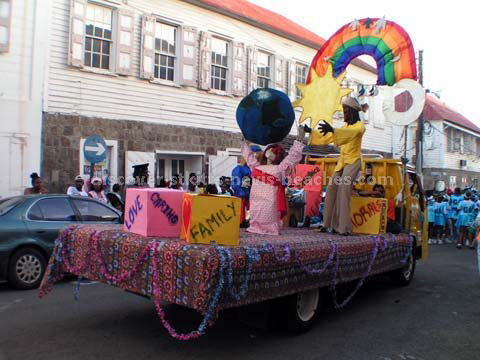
[
  {"left": 270, "top": 288, "right": 323, "bottom": 334},
  {"left": 8, "top": 248, "right": 47, "bottom": 290},
  {"left": 389, "top": 245, "right": 416, "bottom": 286}
]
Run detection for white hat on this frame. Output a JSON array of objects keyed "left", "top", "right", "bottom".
[{"left": 342, "top": 96, "right": 362, "bottom": 111}]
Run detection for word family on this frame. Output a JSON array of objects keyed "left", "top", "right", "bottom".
[{"left": 190, "top": 200, "right": 237, "bottom": 241}]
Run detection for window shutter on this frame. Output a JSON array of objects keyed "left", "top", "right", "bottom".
[
  {"left": 0, "top": 0, "right": 12, "bottom": 53},
  {"left": 232, "top": 41, "right": 246, "bottom": 97},
  {"left": 247, "top": 46, "right": 258, "bottom": 93},
  {"left": 115, "top": 9, "right": 134, "bottom": 76},
  {"left": 180, "top": 26, "right": 198, "bottom": 87},
  {"left": 199, "top": 31, "right": 212, "bottom": 90},
  {"left": 287, "top": 59, "right": 297, "bottom": 101},
  {"left": 68, "top": 0, "right": 87, "bottom": 68},
  {"left": 140, "top": 15, "right": 155, "bottom": 80},
  {"left": 274, "top": 55, "right": 286, "bottom": 91}
]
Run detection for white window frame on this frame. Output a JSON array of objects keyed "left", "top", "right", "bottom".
[
  {"left": 84, "top": 3, "right": 115, "bottom": 71},
  {"left": 257, "top": 50, "right": 273, "bottom": 89},
  {"left": 153, "top": 20, "right": 179, "bottom": 84},
  {"left": 0, "top": 0, "right": 12, "bottom": 53},
  {"left": 210, "top": 36, "right": 231, "bottom": 94},
  {"left": 295, "top": 62, "right": 308, "bottom": 99}
]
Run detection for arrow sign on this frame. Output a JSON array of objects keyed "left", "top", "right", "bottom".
[
  {"left": 83, "top": 135, "right": 108, "bottom": 164},
  {"left": 85, "top": 143, "right": 106, "bottom": 156}
]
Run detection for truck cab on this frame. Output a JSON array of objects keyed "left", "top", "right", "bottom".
[{"left": 305, "top": 154, "right": 428, "bottom": 261}]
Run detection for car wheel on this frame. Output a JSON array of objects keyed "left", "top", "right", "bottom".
[
  {"left": 8, "top": 248, "right": 46, "bottom": 290},
  {"left": 389, "top": 247, "right": 416, "bottom": 286},
  {"left": 270, "top": 288, "right": 323, "bottom": 334}
]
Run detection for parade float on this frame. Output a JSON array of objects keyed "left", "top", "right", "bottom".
[{"left": 39, "top": 18, "right": 427, "bottom": 339}]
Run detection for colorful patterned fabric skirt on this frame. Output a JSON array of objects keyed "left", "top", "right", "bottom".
[{"left": 39, "top": 225, "right": 412, "bottom": 313}]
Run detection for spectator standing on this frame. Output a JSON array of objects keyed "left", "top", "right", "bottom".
[
  {"left": 457, "top": 192, "right": 476, "bottom": 249},
  {"left": 187, "top": 173, "right": 199, "bottom": 193},
  {"left": 219, "top": 176, "right": 234, "bottom": 196},
  {"left": 24, "top": 173, "right": 48, "bottom": 195},
  {"left": 427, "top": 193, "right": 435, "bottom": 243},
  {"left": 88, "top": 177, "right": 107, "bottom": 203},
  {"left": 232, "top": 156, "right": 252, "bottom": 227},
  {"left": 448, "top": 188, "right": 463, "bottom": 244},
  {"left": 67, "top": 175, "right": 88, "bottom": 197},
  {"left": 433, "top": 195, "right": 448, "bottom": 244}
]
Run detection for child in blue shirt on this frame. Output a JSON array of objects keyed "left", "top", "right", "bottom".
[
  {"left": 434, "top": 196, "right": 448, "bottom": 244},
  {"left": 456, "top": 192, "right": 476, "bottom": 249},
  {"left": 448, "top": 188, "right": 463, "bottom": 244}
]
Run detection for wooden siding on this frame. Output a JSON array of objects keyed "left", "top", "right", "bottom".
[{"left": 47, "top": 0, "right": 390, "bottom": 153}]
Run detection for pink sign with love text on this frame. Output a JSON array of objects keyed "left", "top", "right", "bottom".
[{"left": 123, "top": 188, "right": 184, "bottom": 237}]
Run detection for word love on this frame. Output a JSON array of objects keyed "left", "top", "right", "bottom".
[
  {"left": 150, "top": 192, "right": 179, "bottom": 225},
  {"left": 190, "top": 200, "right": 237, "bottom": 242},
  {"left": 351, "top": 199, "right": 384, "bottom": 227},
  {"left": 125, "top": 195, "right": 143, "bottom": 230}
]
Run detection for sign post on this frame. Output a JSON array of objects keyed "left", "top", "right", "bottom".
[{"left": 83, "top": 135, "right": 108, "bottom": 182}]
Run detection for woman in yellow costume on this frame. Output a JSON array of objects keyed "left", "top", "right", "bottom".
[{"left": 317, "top": 97, "right": 368, "bottom": 235}]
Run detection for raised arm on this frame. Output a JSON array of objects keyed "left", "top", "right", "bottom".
[
  {"left": 242, "top": 142, "right": 260, "bottom": 169},
  {"left": 278, "top": 140, "right": 305, "bottom": 173}
]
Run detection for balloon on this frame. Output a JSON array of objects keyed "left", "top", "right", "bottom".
[{"left": 236, "top": 88, "right": 295, "bottom": 145}]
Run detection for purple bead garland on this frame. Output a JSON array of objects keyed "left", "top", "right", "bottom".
[{"left": 330, "top": 235, "right": 380, "bottom": 309}]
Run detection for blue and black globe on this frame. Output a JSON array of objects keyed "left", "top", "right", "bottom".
[{"left": 236, "top": 88, "right": 295, "bottom": 146}]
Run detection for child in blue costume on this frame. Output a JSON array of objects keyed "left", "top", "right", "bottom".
[
  {"left": 456, "top": 192, "right": 476, "bottom": 249},
  {"left": 433, "top": 195, "right": 448, "bottom": 244},
  {"left": 448, "top": 188, "right": 463, "bottom": 244},
  {"left": 231, "top": 155, "right": 253, "bottom": 227},
  {"left": 427, "top": 194, "right": 435, "bottom": 244}
]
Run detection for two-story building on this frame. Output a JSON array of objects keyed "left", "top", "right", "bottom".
[
  {"left": 0, "top": 0, "right": 50, "bottom": 198},
  {"left": 393, "top": 94, "right": 480, "bottom": 190},
  {"left": 2, "top": 0, "right": 397, "bottom": 195}
]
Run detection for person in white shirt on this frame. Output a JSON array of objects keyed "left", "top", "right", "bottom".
[{"left": 67, "top": 175, "right": 88, "bottom": 197}]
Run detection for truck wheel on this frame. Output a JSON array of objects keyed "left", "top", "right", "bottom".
[
  {"left": 389, "top": 248, "right": 416, "bottom": 286},
  {"left": 8, "top": 248, "right": 46, "bottom": 290},
  {"left": 276, "top": 288, "right": 322, "bottom": 334}
]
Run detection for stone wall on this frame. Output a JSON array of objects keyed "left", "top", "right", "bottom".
[
  {"left": 423, "top": 167, "right": 480, "bottom": 191},
  {"left": 41, "top": 113, "right": 395, "bottom": 193},
  {"left": 41, "top": 113, "right": 243, "bottom": 193}
]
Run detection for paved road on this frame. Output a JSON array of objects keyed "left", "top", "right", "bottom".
[{"left": 1, "top": 245, "right": 479, "bottom": 360}]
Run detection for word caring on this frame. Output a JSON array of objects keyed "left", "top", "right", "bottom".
[
  {"left": 125, "top": 195, "right": 143, "bottom": 230},
  {"left": 190, "top": 200, "right": 237, "bottom": 242},
  {"left": 351, "top": 199, "right": 385, "bottom": 227},
  {"left": 150, "top": 192, "right": 179, "bottom": 225}
]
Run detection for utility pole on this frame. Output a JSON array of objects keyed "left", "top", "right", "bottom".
[{"left": 415, "top": 50, "right": 424, "bottom": 177}]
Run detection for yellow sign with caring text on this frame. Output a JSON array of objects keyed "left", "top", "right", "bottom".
[{"left": 350, "top": 197, "right": 387, "bottom": 235}]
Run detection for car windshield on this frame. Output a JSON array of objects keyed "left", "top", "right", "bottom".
[{"left": 0, "top": 197, "right": 24, "bottom": 216}]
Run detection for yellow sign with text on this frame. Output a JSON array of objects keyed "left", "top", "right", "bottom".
[
  {"left": 350, "top": 197, "right": 387, "bottom": 235},
  {"left": 180, "top": 194, "right": 241, "bottom": 246}
]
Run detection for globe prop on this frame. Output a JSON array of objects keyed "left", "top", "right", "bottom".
[{"left": 236, "top": 88, "right": 295, "bottom": 146}]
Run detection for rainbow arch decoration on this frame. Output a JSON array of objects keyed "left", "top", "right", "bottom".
[{"left": 309, "top": 17, "right": 417, "bottom": 86}]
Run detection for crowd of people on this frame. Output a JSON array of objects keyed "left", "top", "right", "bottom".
[
  {"left": 22, "top": 165, "right": 480, "bottom": 248},
  {"left": 427, "top": 187, "right": 480, "bottom": 249}
]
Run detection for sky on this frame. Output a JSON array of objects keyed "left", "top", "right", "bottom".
[{"left": 249, "top": 0, "right": 479, "bottom": 125}]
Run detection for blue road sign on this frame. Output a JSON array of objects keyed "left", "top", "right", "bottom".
[{"left": 83, "top": 135, "right": 107, "bottom": 164}]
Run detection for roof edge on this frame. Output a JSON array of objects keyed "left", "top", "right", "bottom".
[
  {"left": 181, "top": 0, "right": 377, "bottom": 75},
  {"left": 181, "top": 0, "right": 322, "bottom": 49}
]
